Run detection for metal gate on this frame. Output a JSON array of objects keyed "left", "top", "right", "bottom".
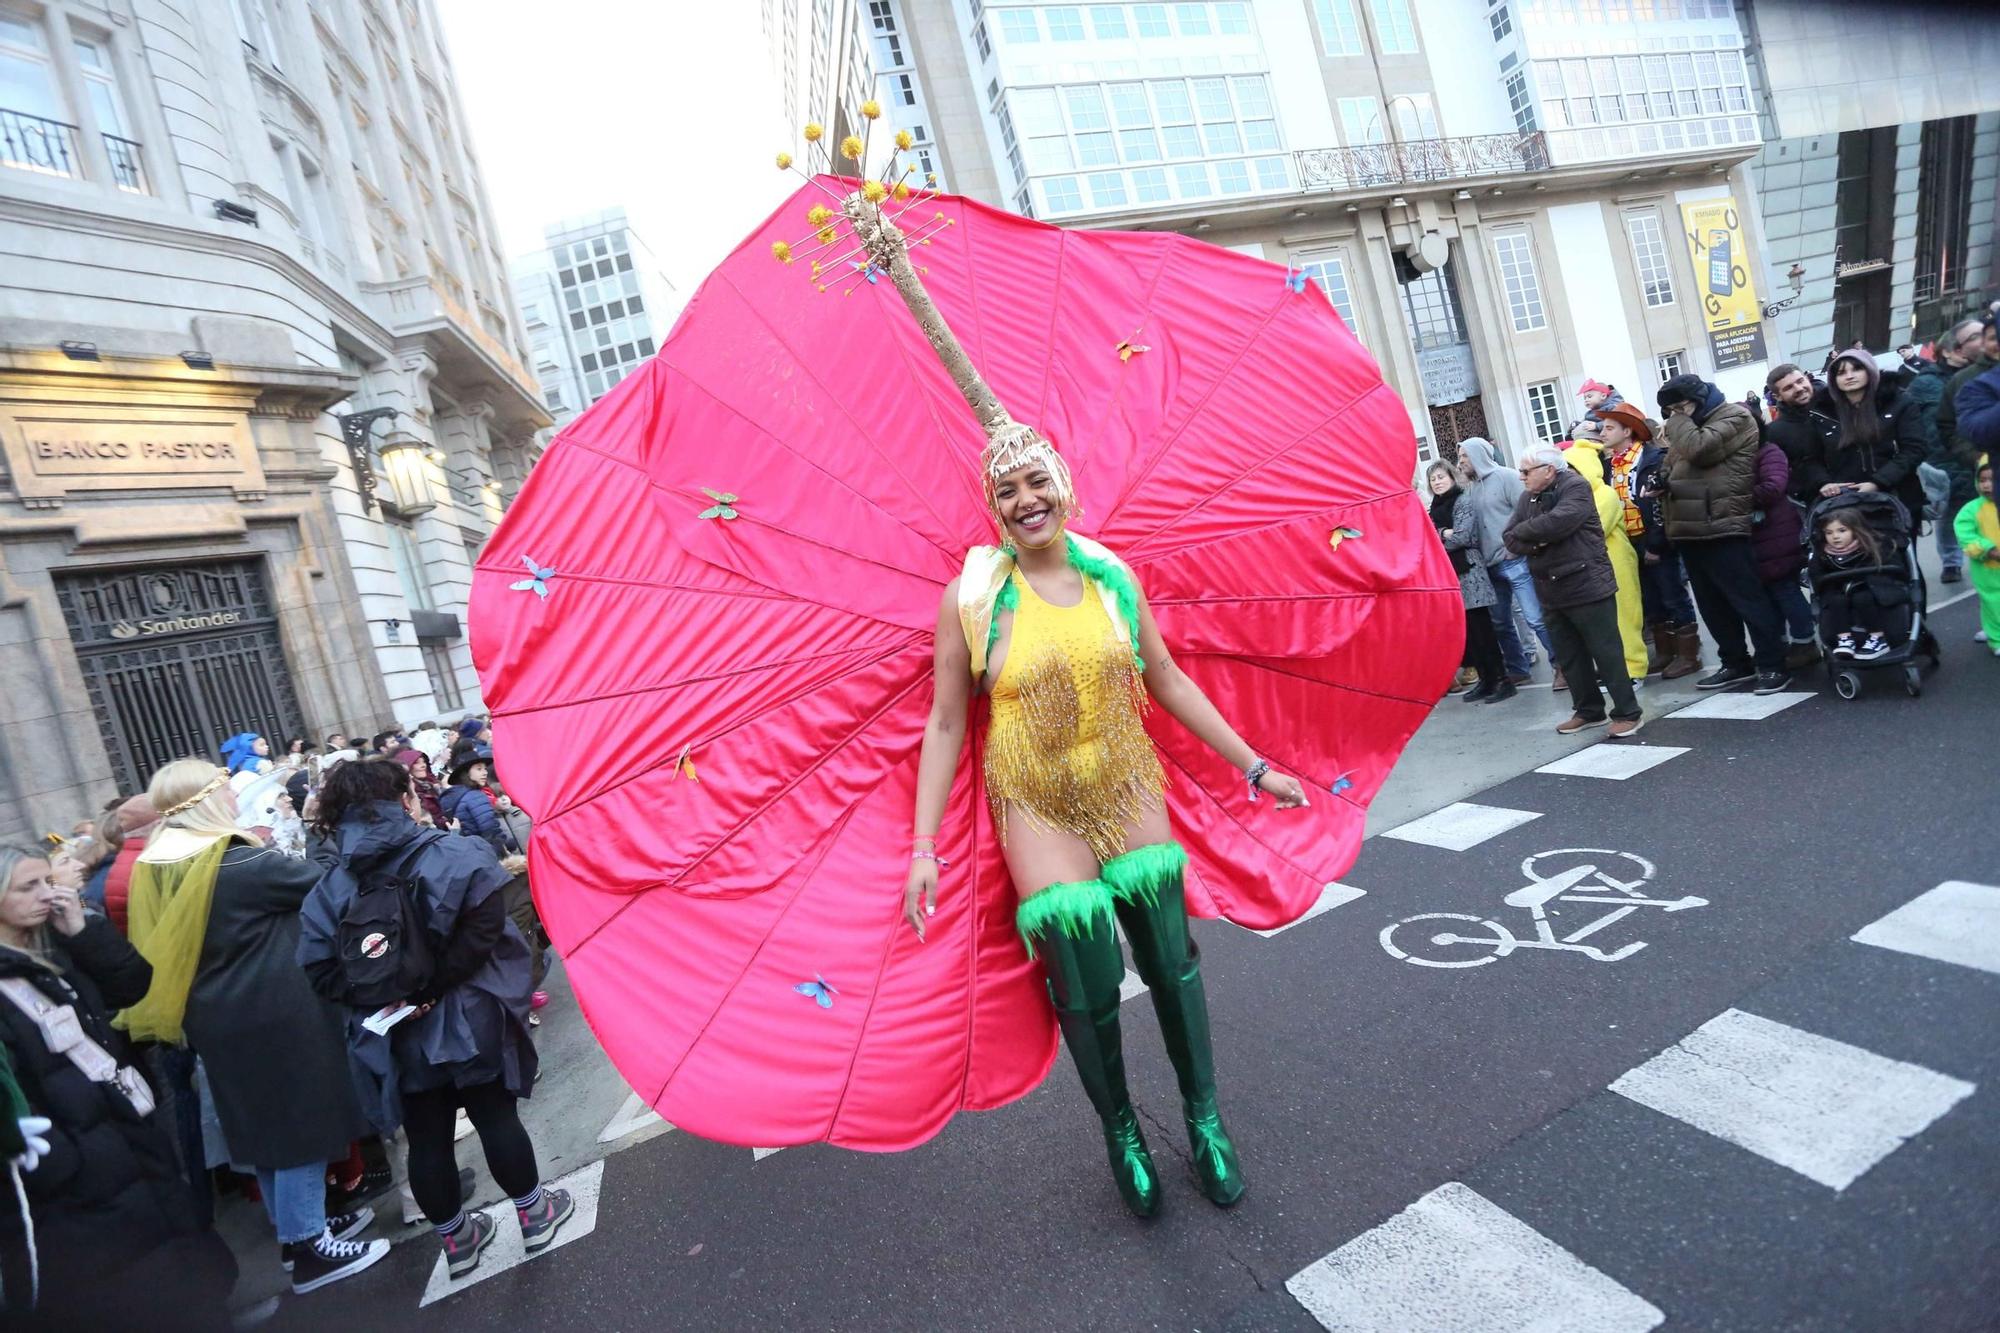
[{"left": 55, "top": 560, "right": 308, "bottom": 795}]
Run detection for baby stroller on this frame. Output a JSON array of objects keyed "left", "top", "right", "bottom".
[{"left": 1805, "top": 492, "right": 1940, "bottom": 699}]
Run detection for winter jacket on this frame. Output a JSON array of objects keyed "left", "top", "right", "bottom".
[
  {"left": 1956, "top": 362, "right": 2000, "bottom": 456},
  {"left": 1750, "top": 442, "right": 1806, "bottom": 583},
  {"left": 181, "top": 840, "right": 367, "bottom": 1169},
  {"left": 1435, "top": 491, "right": 1496, "bottom": 609},
  {"left": 1661, "top": 385, "right": 1761, "bottom": 542},
  {"left": 1904, "top": 357, "right": 1947, "bottom": 450},
  {"left": 0, "top": 923, "right": 233, "bottom": 1328},
  {"left": 1937, "top": 355, "right": 1995, "bottom": 507},
  {"left": 1763, "top": 396, "right": 1841, "bottom": 506},
  {"left": 1793, "top": 379, "right": 1929, "bottom": 524},
  {"left": 1502, "top": 467, "right": 1617, "bottom": 610},
  {"left": 300, "top": 805, "right": 537, "bottom": 1132},
  {"left": 439, "top": 783, "right": 519, "bottom": 859},
  {"left": 1457, "top": 438, "right": 1524, "bottom": 568}
]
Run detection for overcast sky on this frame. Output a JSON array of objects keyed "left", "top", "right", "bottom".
[{"left": 434, "top": 1, "right": 794, "bottom": 294}]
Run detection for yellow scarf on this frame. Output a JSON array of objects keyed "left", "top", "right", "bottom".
[
  {"left": 116, "top": 833, "right": 234, "bottom": 1045},
  {"left": 1607, "top": 444, "right": 1646, "bottom": 538}
]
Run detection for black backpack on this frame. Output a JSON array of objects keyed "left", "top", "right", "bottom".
[{"left": 334, "top": 864, "right": 436, "bottom": 1010}]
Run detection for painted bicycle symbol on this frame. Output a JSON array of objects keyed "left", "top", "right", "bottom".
[{"left": 1379, "top": 848, "right": 1706, "bottom": 968}]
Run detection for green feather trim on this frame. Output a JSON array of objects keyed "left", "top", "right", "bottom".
[
  {"left": 1100, "top": 841, "right": 1187, "bottom": 909},
  {"left": 1065, "top": 536, "right": 1146, "bottom": 672},
  {"left": 1015, "top": 879, "right": 1115, "bottom": 957},
  {"left": 984, "top": 575, "right": 1019, "bottom": 664}
]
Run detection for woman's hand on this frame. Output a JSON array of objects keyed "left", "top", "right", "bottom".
[
  {"left": 1256, "top": 771, "right": 1310, "bottom": 809},
  {"left": 1856, "top": 481, "right": 1879, "bottom": 493},
  {"left": 501, "top": 854, "right": 529, "bottom": 875},
  {"left": 46, "top": 883, "right": 87, "bottom": 936},
  {"left": 902, "top": 859, "right": 937, "bottom": 940}
]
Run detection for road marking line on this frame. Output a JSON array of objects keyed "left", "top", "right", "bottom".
[
  {"left": 752, "top": 1147, "right": 784, "bottom": 1161},
  {"left": 1852, "top": 880, "right": 2000, "bottom": 976},
  {"left": 1534, "top": 744, "right": 1690, "bottom": 781},
  {"left": 1381, "top": 802, "right": 1542, "bottom": 852},
  {"left": 1608, "top": 1008, "right": 1975, "bottom": 1191},
  {"left": 1285, "top": 1181, "right": 1663, "bottom": 1332},
  {"left": 1930, "top": 586, "right": 1977, "bottom": 611},
  {"left": 596, "top": 1091, "right": 671, "bottom": 1144},
  {"left": 1119, "top": 968, "right": 1148, "bottom": 1003},
  {"left": 1664, "top": 690, "right": 1814, "bottom": 720},
  {"left": 1245, "top": 881, "right": 1366, "bottom": 937},
  {"left": 419, "top": 1159, "right": 604, "bottom": 1307}
]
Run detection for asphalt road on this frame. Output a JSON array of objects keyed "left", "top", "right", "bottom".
[{"left": 257, "top": 591, "right": 1998, "bottom": 1333}]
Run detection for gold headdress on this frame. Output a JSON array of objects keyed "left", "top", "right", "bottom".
[
  {"left": 160, "top": 769, "right": 229, "bottom": 818},
  {"left": 773, "top": 105, "right": 1076, "bottom": 533}
]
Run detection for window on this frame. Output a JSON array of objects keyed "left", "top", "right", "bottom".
[
  {"left": 1368, "top": 0, "right": 1418, "bottom": 54},
  {"left": 0, "top": 16, "right": 75, "bottom": 178},
  {"left": 1045, "top": 6, "right": 1085, "bottom": 40},
  {"left": 1174, "top": 4, "right": 1210, "bottom": 36},
  {"left": 998, "top": 9, "right": 1039, "bottom": 43},
  {"left": 1313, "top": 0, "right": 1363, "bottom": 56},
  {"left": 1254, "top": 156, "right": 1289, "bottom": 189},
  {"left": 1215, "top": 160, "right": 1250, "bottom": 193},
  {"left": 1090, "top": 5, "right": 1129, "bottom": 37},
  {"left": 1217, "top": 4, "right": 1250, "bottom": 33},
  {"left": 1064, "top": 85, "right": 1109, "bottom": 130},
  {"left": 1109, "top": 83, "right": 1151, "bottom": 126},
  {"left": 1042, "top": 176, "right": 1083, "bottom": 212},
  {"left": 1087, "top": 171, "right": 1127, "bottom": 206},
  {"left": 1655, "top": 351, "right": 1685, "bottom": 383},
  {"left": 1338, "top": 96, "right": 1384, "bottom": 146},
  {"left": 1491, "top": 230, "right": 1545, "bottom": 331},
  {"left": 1174, "top": 162, "right": 1211, "bottom": 197},
  {"left": 1526, "top": 382, "right": 1564, "bottom": 443},
  {"left": 1133, "top": 4, "right": 1170, "bottom": 36},
  {"left": 1393, "top": 94, "right": 1440, "bottom": 142},
  {"left": 421, "top": 643, "right": 463, "bottom": 711},
  {"left": 1915, "top": 115, "right": 1976, "bottom": 303},
  {"left": 385, "top": 517, "right": 434, "bottom": 611},
  {"left": 1292, "top": 251, "right": 1357, "bottom": 329},
  {"left": 1489, "top": 2, "right": 1512, "bottom": 40},
  {"left": 1505, "top": 71, "right": 1535, "bottom": 133},
  {"left": 1624, "top": 211, "right": 1675, "bottom": 307}
]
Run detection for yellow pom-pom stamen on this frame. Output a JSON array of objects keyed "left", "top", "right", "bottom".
[
  {"left": 862, "top": 180, "right": 888, "bottom": 203},
  {"left": 771, "top": 240, "right": 793, "bottom": 264},
  {"left": 803, "top": 122, "right": 824, "bottom": 142},
  {"left": 807, "top": 204, "right": 832, "bottom": 226},
  {"left": 861, "top": 100, "right": 882, "bottom": 120},
  {"left": 840, "top": 135, "right": 865, "bottom": 162},
  {"left": 817, "top": 226, "right": 837, "bottom": 245},
  {"left": 776, "top": 152, "right": 793, "bottom": 169},
  {"left": 893, "top": 181, "right": 912, "bottom": 201},
  {"left": 894, "top": 130, "right": 914, "bottom": 151}
]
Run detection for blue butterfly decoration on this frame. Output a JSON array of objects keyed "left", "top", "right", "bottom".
[
  {"left": 510, "top": 555, "right": 556, "bottom": 600},
  {"left": 1284, "top": 267, "right": 1309, "bottom": 294},
  {"left": 850, "top": 262, "right": 881, "bottom": 285},
  {"left": 1329, "top": 771, "right": 1354, "bottom": 796},
  {"left": 793, "top": 974, "right": 839, "bottom": 1009}
]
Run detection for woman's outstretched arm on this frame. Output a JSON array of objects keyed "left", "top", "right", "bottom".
[
  {"left": 903, "top": 579, "right": 974, "bottom": 937},
  {"left": 1133, "top": 582, "right": 1308, "bottom": 808}
]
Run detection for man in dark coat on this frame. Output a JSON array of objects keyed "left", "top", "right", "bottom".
[
  {"left": 1502, "top": 446, "right": 1644, "bottom": 738},
  {"left": 1657, "top": 373, "right": 1790, "bottom": 694},
  {"left": 1763, "top": 364, "right": 1839, "bottom": 505},
  {"left": 1933, "top": 317, "right": 1997, "bottom": 582}
]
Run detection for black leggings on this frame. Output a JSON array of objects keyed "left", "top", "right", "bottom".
[
  {"left": 405, "top": 1081, "right": 540, "bottom": 1224},
  {"left": 1464, "top": 607, "right": 1505, "bottom": 686}
]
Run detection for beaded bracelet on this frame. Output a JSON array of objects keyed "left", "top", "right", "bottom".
[
  {"left": 1244, "top": 757, "right": 1271, "bottom": 802},
  {"left": 911, "top": 848, "right": 950, "bottom": 868}
]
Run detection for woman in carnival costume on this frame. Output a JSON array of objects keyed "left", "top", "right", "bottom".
[{"left": 467, "top": 106, "right": 1455, "bottom": 1217}]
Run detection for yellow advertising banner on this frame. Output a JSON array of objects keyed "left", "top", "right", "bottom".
[{"left": 1679, "top": 197, "right": 1768, "bottom": 369}]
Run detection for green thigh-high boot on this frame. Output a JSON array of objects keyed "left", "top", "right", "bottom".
[
  {"left": 1018, "top": 880, "right": 1162, "bottom": 1218},
  {"left": 1103, "top": 843, "right": 1246, "bottom": 1207}
]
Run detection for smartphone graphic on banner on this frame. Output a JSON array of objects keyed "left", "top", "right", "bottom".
[{"left": 1707, "top": 229, "right": 1733, "bottom": 297}]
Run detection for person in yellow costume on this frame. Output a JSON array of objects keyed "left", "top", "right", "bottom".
[
  {"left": 1566, "top": 430, "right": 1649, "bottom": 683},
  {"left": 1954, "top": 454, "right": 2000, "bottom": 655}
]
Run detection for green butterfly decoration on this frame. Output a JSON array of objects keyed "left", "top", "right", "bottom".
[{"left": 698, "top": 486, "right": 741, "bottom": 520}]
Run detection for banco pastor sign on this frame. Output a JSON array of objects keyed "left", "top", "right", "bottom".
[{"left": 1, "top": 396, "right": 265, "bottom": 501}]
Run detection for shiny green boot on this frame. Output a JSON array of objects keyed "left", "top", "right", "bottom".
[
  {"left": 1105, "top": 843, "right": 1246, "bottom": 1207},
  {"left": 1019, "top": 880, "right": 1162, "bottom": 1219}
]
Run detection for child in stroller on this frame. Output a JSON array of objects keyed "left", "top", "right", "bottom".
[{"left": 1806, "top": 491, "right": 1939, "bottom": 695}]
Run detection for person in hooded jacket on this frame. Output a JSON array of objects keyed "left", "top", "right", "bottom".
[
  {"left": 299, "top": 757, "right": 571, "bottom": 1283},
  {"left": 1793, "top": 350, "right": 1929, "bottom": 538},
  {"left": 394, "top": 749, "right": 451, "bottom": 829},
  {"left": 120, "top": 758, "right": 386, "bottom": 1297},
  {"left": 1426, "top": 462, "right": 1512, "bottom": 703},
  {"left": 1457, "top": 437, "right": 1553, "bottom": 685},
  {"left": 1656, "top": 373, "right": 1790, "bottom": 694},
  {"left": 0, "top": 845, "right": 236, "bottom": 1330}
]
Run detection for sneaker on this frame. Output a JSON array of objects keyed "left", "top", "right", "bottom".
[
  {"left": 1853, "top": 632, "right": 1891, "bottom": 661},
  {"left": 1977, "top": 629, "right": 1988, "bottom": 644},
  {"left": 1695, "top": 664, "right": 1754, "bottom": 690},
  {"left": 283, "top": 1206, "right": 375, "bottom": 1270},
  {"left": 1784, "top": 641, "right": 1822, "bottom": 670},
  {"left": 1942, "top": 566, "right": 1964, "bottom": 584},
  {"left": 287, "top": 1228, "right": 389, "bottom": 1295},
  {"left": 442, "top": 1210, "right": 497, "bottom": 1280},
  {"left": 1832, "top": 632, "right": 1856, "bottom": 658},
  {"left": 1752, "top": 670, "right": 1792, "bottom": 695},
  {"left": 1551, "top": 668, "right": 1567, "bottom": 691},
  {"left": 454, "top": 1108, "right": 474, "bottom": 1143},
  {"left": 1606, "top": 716, "right": 1644, "bottom": 739},
  {"left": 530, "top": 990, "right": 550, "bottom": 1010},
  {"left": 1555, "top": 713, "right": 1608, "bottom": 735},
  {"left": 1480, "top": 681, "right": 1518, "bottom": 704},
  {"left": 518, "top": 1187, "right": 575, "bottom": 1255},
  {"left": 324, "top": 1164, "right": 394, "bottom": 1215},
  {"left": 1461, "top": 681, "right": 1496, "bottom": 703}
]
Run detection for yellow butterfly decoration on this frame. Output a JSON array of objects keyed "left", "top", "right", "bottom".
[
  {"left": 669, "top": 744, "right": 699, "bottom": 783},
  {"left": 1327, "top": 525, "right": 1364, "bottom": 551},
  {"left": 1115, "top": 329, "right": 1150, "bottom": 362}
]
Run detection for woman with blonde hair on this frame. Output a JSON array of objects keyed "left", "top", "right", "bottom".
[{"left": 120, "top": 757, "right": 386, "bottom": 1296}]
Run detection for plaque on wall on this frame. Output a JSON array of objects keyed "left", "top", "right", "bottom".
[{"left": 0, "top": 399, "right": 266, "bottom": 501}]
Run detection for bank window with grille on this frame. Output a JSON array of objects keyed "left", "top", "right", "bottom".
[
  {"left": 1492, "top": 230, "right": 1546, "bottom": 332},
  {"left": 1625, "top": 211, "right": 1675, "bottom": 307},
  {"left": 1526, "top": 381, "right": 1564, "bottom": 443}
]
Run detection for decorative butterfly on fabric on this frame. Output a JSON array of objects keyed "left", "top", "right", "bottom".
[
  {"left": 667, "top": 744, "right": 699, "bottom": 782},
  {"left": 1327, "top": 525, "right": 1364, "bottom": 550},
  {"left": 1115, "top": 330, "right": 1150, "bottom": 362},
  {"left": 697, "top": 488, "right": 741, "bottom": 521},
  {"left": 793, "top": 975, "right": 839, "bottom": 1009},
  {"left": 509, "top": 555, "right": 557, "bottom": 600},
  {"left": 1284, "top": 267, "right": 1310, "bottom": 294}
]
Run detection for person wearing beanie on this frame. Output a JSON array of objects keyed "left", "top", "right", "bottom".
[
  {"left": 1597, "top": 402, "right": 1701, "bottom": 678},
  {"left": 1656, "top": 373, "right": 1790, "bottom": 694}
]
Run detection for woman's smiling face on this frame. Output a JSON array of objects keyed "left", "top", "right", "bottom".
[{"left": 993, "top": 464, "right": 1064, "bottom": 547}]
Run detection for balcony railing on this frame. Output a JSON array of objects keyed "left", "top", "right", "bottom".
[
  {"left": 102, "top": 132, "right": 147, "bottom": 194},
  {"left": 1295, "top": 131, "right": 1550, "bottom": 192},
  {"left": 0, "top": 107, "right": 81, "bottom": 180}
]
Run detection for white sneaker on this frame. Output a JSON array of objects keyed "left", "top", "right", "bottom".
[
  {"left": 454, "top": 1108, "right": 474, "bottom": 1142},
  {"left": 1977, "top": 629, "right": 1988, "bottom": 644}
]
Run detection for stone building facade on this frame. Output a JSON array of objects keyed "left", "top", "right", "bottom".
[{"left": 0, "top": 0, "right": 546, "bottom": 842}]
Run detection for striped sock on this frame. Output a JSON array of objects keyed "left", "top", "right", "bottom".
[
  {"left": 434, "top": 1210, "right": 466, "bottom": 1239},
  {"left": 512, "top": 1185, "right": 543, "bottom": 1214}
]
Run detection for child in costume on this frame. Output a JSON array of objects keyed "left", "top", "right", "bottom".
[
  {"left": 1566, "top": 441, "right": 1648, "bottom": 684},
  {"left": 1954, "top": 455, "right": 2000, "bottom": 655}
]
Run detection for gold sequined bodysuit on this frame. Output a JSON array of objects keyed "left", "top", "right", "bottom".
[{"left": 984, "top": 569, "right": 1166, "bottom": 862}]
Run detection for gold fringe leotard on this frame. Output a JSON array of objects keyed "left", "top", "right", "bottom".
[{"left": 984, "top": 568, "right": 1166, "bottom": 863}]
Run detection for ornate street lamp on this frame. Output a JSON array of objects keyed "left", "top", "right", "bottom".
[
  {"left": 336, "top": 407, "right": 398, "bottom": 515},
  {"left": 375, "top": 432, "right": 438, "bottom": 516}
]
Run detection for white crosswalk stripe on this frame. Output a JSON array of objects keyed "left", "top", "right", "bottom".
[
  {"left": 1666, "top": 690, "right": 1814, "bottom": 720},
  {"left": 1608, "top": 1008, "right": 1975, "bottom": 1191},
  {"left": 419, "top": 1160, "right": 604, "bottom": 1307},
  {"left": 595, "top": 1090, "right": 670, "bottom": 1144},
  {"left": 1245, "top": 881, "right": 1366, "bottom": 937},
  {"left": 1851, "top": 880, "right": 2000, "bottom": 977},
  {"left": 1380, "top": 802, "right": 1542, "bottom": 852},
  {"left": 1534, "top": 744, "right": 1689, "bottom": 781},
  {"left": 1286, "top": 1182, "right": 1663, "bottom": 1332}
]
